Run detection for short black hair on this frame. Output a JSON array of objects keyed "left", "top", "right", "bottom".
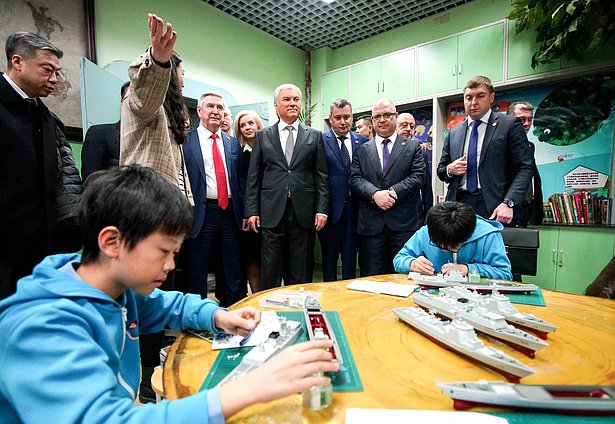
[
  {"left": 79, "top": 165, "right": 193, "bottom": 264},
  {"left": 426, "top": 202, "right": 476, "bottom": 249},
  {"left": 5, "top": 31, "right": 63, "bottom": 69}
]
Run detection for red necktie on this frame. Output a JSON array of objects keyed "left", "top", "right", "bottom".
[{"left": 211, "top": 133, "right": 229, "bottom": 210}]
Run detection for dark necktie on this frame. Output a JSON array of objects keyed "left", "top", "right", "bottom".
[
  {"left": 466, "top": 120, "right": 481, "bottom": 193},
  {"left": 338, "top": 136, "right": 350, "bottom": 170},
  {"left": 382, "top": 138, "right": 391, "bottom": 170},
  {"left": 285, "top": 126, "right": 294, "bottom": 165},
  {"left": 211, "top": 133, "right": 229, "bottom": 209}
]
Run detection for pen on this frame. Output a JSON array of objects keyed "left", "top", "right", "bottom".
[{"left": 239, "top": 329, "right": 255, "bottom": 346}]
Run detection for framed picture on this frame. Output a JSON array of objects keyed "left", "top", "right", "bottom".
[{"left": 0, "top": 0, "right": 96, "bottom": 138}]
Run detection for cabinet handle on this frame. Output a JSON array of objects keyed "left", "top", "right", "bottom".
[
  {"left": 458, "top": 63, "right": 463, "bottom": 75},
  {"left": 558, "top": 250, "right": 564, "bottom": 267},
  {"left": 551, "top": 249, "right": 556, "bottom": 264},
  {"left": 377, "top": 82, "right": 380, "bottom": 93},
  {"left": 382, "top": 81, "right": 384, "bottom": 92},
  {"left": 451, "top": 65, "right": 456, "bottom": 76}
]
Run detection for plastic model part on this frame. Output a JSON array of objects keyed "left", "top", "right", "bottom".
[
  {"left": 303, "top": 295, "right": 343, "bottom": 365},
  {"left": 408, "top": 272, "right": 538, "bottom": 294}
]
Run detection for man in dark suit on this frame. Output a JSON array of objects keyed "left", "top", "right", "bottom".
[
  {"left": 245, "top": 83, "right": 329, "bottom": 289},
  {"left": 437, "top": 76, "right": 533, "bottom": 224},
  {"left": 397, "top": 112, "right": 433, "bottom": 222},
  {"left": 81, "top": 82, "right": 130, "bottom": 181},
  {"left": 181, "top": 92, "right": 246, "bottom": 306},
  {"left": 1, "top": 32, "right": 81, "bottom": 300},
  {"left": 349, "top": 99, "right": 425, "bottom": 276},
  {"left": 507, "top": 101, "right": 544, "bottom": 226},
  {"left": 319, "top": 99, "right": 368, "bottom": 281}
]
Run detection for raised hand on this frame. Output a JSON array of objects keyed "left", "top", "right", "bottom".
[{"left": 148, "top": 13, "right": 177, "bottom": 64}]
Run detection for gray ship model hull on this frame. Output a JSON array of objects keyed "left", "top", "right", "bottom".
[{"left": 408, "top": 272, "right": 538, "bottom": 294}]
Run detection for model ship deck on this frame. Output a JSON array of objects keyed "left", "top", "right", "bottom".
[
  {"left": 393, "top": 307, "right": 534, "bottom": 382},
  {"left": 438, "top": 380, "right": 615, "bottom": 415},
  {"left": 304, "top": 296, "right": 343, "bottom": 365},
  {"left": 408, "top": 271, "right": 538, "bottom": 294}
]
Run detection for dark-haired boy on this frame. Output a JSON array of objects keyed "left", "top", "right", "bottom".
[
  {"left": 393, "top": 201, "right": 512, "bottom": 280},
  {"left": 0, "top": 165, "right": 338, "bottom": 423}
]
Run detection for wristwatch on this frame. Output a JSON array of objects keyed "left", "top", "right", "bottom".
[{"left": 503, "top": 198, "right": 515, "bottom": 208}]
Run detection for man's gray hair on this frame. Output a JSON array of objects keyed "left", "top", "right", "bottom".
[
  {"left": 507, "top": 101, "right": 534, "bottom": 115},
  {"left": 198, "top": 91, "right": 225, "bottom": 108},
  {"left": 274, "top": 83, "right": 302, "bottom": 103},
  {"left": 5, "top": 31, "right": 63, "bottom": 69},
  {"left": 330, "top": 98, "right": 352, "bottom": 115}
]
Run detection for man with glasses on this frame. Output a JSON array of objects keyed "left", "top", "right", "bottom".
[
  {"left": 393, "top": 201, "right": 512, "bottom": 280},
  {"left": 397, "top": 112, "right": 433, "bottom": 222},
  {"left": 349, "top": 99, "right": 425, "bottom": 276}
]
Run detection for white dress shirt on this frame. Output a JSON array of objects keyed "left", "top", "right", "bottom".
[
  {"left": 460, "top": 110, "right": 491, "bottom": 190},
  {"left": 335, "top": 131, "right": 353, "bottom": 158},
  {"left": 277, "top": 120, "right": 299, "bottom": 157},
  {"left": 374, "top": 132, "right": 398, "bottom": 169},
  {"left": 197, "top": 125, "right": 232, "bottom": 199}
]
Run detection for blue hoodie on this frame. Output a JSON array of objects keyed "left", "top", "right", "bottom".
[
  {"left": 0, "top": 254, "right": 224, "bottom": 423},
  {"left": 393, "top": 215, "right": 512, "bottom": 280}
]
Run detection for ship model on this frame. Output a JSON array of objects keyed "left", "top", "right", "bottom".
[
  {"left": 393, "top": 307, "right": 534, "bottom": 382},
  {"left": 304, "top": 295, "right": 343, "bottom": 365},
  {"left": 216, "top": 316, "right": 303, "bottom": 387},
  {"left": 440, "top": 286, "right": 558, "bottom": 339},
  {"left": 438, "top": 380, "right": 615, "bottom": 415},
  {"left": 408, "top": 270, "right": 538, "bottom": 294},
  {"left": 413, "top": 291, "right": 548, "bottom": 358}
]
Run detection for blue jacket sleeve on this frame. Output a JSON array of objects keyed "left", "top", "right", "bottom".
[
  {"left": 393, "top": 233, "right": 425, "bottom": 274},
  {"left": 467, "top": 232, "right": 513, "bottom": 280},
  {"left": 136, "top": 289, "right": 223, "bottom": 334},
  {"left": 0, "top": 306, "right": 216, "bottom": 424}
]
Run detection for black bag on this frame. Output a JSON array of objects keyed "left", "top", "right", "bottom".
[{"left": 500, "top": 228, "right": 539, "bottom": 276}]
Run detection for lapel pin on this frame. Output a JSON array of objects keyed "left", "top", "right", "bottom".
[
  {"left": 492, "top": 122, "right": 497, "bottom": 127},
  {"left": 401, "top": 142, "right": 406, "bottom": 146}
]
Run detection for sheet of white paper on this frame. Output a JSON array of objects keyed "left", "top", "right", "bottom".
[
  {"left": 347, "top": 280, "right": 415, "bottom": 297},
  {"left": 345, "top": 408, "right": 508, "bottom": 424},
  {"left": 211, "top": 311, "right": 284, "bottom": 350}
]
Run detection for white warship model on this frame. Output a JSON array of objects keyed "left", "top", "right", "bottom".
[
  {"left": 304, "top": 295, "right": 343, "bottom": 365},
  {"left": 393, "top": 307, "right": 534, "bottom": 382},
  {"left": 216, "top": 316, "right": 303, "bottom": 387},
  {"left": 440, "top": 286, "right": 558, "bottom": 339},
  {"left": 438, "top": 380, "right": 615, "bottom": 415},
  {"left": 408, "top": 271, "right": 538, "bottom": 294},
  {"left": 413, "top": 291, "right": 548, "bottom": 358}
]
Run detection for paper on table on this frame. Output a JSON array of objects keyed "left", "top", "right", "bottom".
[
  {"left": 345, "top": 408, "right": 507, "bottom": 424},
  {"left": 211, "top": 311, "right": 293, "bottom": 350},
  {"left": 346, "top": 280, "right": 416, "bottom": 297}
]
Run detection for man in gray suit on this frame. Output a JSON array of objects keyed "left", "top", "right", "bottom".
[
  {"left": 437, "top": 76, "right": 533, "bottom": 224},
  {"left": 245, "top": 84, "right": 328, "bottom": 289},
  {"left": 349, "top": 99, "right": 425, "bottom": 276}
]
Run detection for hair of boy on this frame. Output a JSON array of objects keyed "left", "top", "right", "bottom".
[
  {"left": 5, "top": 31, "right": 63, "bottom": 69},
  {"left": 426, "top": 201, "right": 476, "bottom": 249},
  {"left": 79, "top": 165, "right": 193, "bottom": 264}
]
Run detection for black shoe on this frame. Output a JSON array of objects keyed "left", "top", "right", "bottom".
[{"left": 139, "top": 366, "right": 156, "bottom": 403}]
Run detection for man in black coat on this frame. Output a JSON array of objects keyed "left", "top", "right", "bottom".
[
  {"left": 0, "top": 32, "right": 82, "bottom": 299},
  {"left": 245, "top": 83, "right": 329, "bottom": 289}
]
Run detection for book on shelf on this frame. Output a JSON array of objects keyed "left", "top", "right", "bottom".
[{"left": 543, "top": 191, "right": 612, "bottom": 225}]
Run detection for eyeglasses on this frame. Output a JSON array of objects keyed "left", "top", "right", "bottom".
[
  {"left": 429, "top": 240, "right": 462, "bottom": 253},
  {"left": 372, "top": 112, "right": 395, "bottom": 121}
]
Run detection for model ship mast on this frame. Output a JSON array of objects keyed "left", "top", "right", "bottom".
[{"left": 303, "top": 295, "right": 343, "bottom": 365}]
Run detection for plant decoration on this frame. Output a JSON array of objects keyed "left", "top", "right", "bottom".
[
  {"left": 507, "top": 0, "right": 615, "bottom": 68},
  {"left": 299, "top": 102, "right": 318, "bottom": 126}
]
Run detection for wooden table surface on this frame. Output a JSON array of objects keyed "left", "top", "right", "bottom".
[{"left": 163, "top": 274, "right": 615, "bottom": 423}]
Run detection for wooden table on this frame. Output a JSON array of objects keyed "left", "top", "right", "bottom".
[{"left": 163, "top": 274, "right": 615, "bottom": 423}]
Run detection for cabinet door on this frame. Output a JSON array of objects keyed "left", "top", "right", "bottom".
[
  {"left": 321, "top": 68, "right": 350, "bottom": 113},
  {"left": 457, "top": 23, "right": 504, "bottom": 84},
  {"left": 525, "top": 227, "right": 558, "bottom": 290},
  {"left": 350, "top": 59, "right": 381, "bottom": 111},
  {"left": 417, "top": 36, "right": 457, "bottom": 97},
  {"left": 380, "top": 49, "right": 415, "bottom": 103},
  {"left": 507, "top": 21, "right": 560, "bottom": 79},
  {"left": 555, "top": 227, "right": 615, "bottom": 295}
]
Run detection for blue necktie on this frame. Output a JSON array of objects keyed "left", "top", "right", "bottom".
[
  {"left": 466, "top": 120, "right": 480, "bottom": 193},
  {"left": 382, "top": 138, "right": 390, "bottom": 170},
  {"left": 338, "top": 136, "right": 350, "bottom": 170}
]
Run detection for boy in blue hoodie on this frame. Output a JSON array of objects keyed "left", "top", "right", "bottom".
[
  {"left": 0, "top": 165, "right": 338, "bottom": 423},
  {"left": 393, "top": 201, "right": 512, "bottom": 280}
]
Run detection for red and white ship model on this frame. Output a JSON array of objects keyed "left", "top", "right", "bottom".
[
  {"left": 438, "top": 380, "right": 615, "bottom": 415},
  {"left": 304, "top": 295, "right": 343, "bottom": 365}
]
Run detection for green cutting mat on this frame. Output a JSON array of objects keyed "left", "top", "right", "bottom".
[
  {"left": 492, "top": 411, "right": 615, "bottom": 423},
  {"left": 200, "top": 311, "right": 363, "bottom": 392}
]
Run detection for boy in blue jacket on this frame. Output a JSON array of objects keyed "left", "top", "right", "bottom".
[
  {"left": 0, "top": 165, "right": 338, "bottom": 423},
  {"left": 393, "top": 201, "right": 512, "bottom": 280}
]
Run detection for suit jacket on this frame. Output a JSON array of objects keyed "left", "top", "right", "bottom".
[
  {"left": 244, "top": 122, "right": 329, "bottom": 229},
  {"left": 529, "top": 142, "right": 544, "bottom": 225},
  {"left": 183, "top": 128, "right": 245, "bottom": 239},
  {"left": 321, "top": 129, "right": 369, "bottom": 224},
  {"left": 82, "top": 121, "right": 120, "bottom": 181},
  {"left": 420, "top": 148, "right": 433, "bottom": 221},
  {"left": 349, "top": 135, "right": 425, "bottom": 236},
  {"left": 437, "top": 112, "right": 533, "bottom": 214}
]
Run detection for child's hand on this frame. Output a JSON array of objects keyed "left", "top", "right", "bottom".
[
  {"left": 410, "top": 256, "right": 435, "bottom": 275},
  {"left": 441, "top": 263, "right": 469, "bottom": 276},
  {"left": 214, "top": 307, "right": 261, "bottom": 337}
]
